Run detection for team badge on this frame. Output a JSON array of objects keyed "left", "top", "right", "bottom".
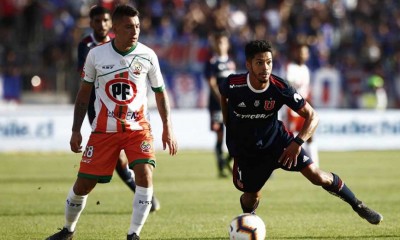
[
  {"left": 140, "top": 141, "right": 152, "bottom": 153},
  {"left": 133, "top": 61, "right": 143, "bottom": 75},
  {"left": 264, "top": 100, "right": 275, "bottom": 110},
  {"left": 254, "top": 100, "right": 260, "bottom": 107}
]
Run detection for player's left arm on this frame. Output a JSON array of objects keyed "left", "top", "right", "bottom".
[
  {"left": 279, "top": 102, "right": 319, "bottom": 168},
  {"left": 155, "top": 90, "right": 178, "bottom": 156},
  {"left": 294, "top": 102, "right": 319, "bottom": 142}
]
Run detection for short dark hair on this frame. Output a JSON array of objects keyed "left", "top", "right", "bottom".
[
  {"left": 112, "top": 5, "right": 139, "bottom": 23},
  {"left": 89, "top": 5, "right": 110, "bottom": 20},
  {"left": 245, "top": 40, "right": 273, "bottom": 60}
]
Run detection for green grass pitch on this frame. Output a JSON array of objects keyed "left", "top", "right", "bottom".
[{"left": 0, "top": 150, "right": 399, "bottom": 239}]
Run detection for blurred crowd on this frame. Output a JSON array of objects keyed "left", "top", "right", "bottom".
[{"left": 1, "top": 0, "right": 400, "bottom": 108}]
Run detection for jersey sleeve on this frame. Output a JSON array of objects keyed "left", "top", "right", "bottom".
[
  {"left": 283, "top": 84, "right": 306, "bottom": 111},
  {"left": 147, "top": 50, "right": 165, "bottom": 92},
  {"left": 218, "top": 75, "right": 229, "bottom": 97},
  {"left": 81, "top": 49, "right": 96, "bottom": 84},
  {"left": 77, "top": 41, "right": 89, "bottom": 72}
]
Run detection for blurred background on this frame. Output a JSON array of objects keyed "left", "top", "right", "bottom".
[
  {"left": 1, "top": 0, "right": 400, "bottom": 108},
  {"left": 1, "top": 0, "right": 400, "bottom": 152}
]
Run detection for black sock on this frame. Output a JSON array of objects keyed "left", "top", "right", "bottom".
[
  {"left": 323, "top": 173, "right": 359, "bottom": 207},
  {"left": 116, "top": 165, "right": 136, "bottom": 193}
]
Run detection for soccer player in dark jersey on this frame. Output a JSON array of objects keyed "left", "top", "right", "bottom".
[
  {"left": 77, "top": 5, "right": 160, "bottom": 211},
  {"left": 204, "top": 31, "right": 236, "bottom": 177},
  {"left": 219, "top": 40, "right": 383, "bottom": 225}
]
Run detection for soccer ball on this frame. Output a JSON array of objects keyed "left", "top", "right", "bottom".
[{"left": 228, "top": 213, "right": 266, "bottom": 240}]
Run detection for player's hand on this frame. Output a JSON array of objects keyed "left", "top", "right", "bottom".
[
  {"left": 70, "top": 131, "right": 83, "bottom": 153},
  {"left": 162, "top": 127, "right": 178, "bottom": 156},
  {"left": 278, "top": 141, "right": 301, "bottom": 169}
]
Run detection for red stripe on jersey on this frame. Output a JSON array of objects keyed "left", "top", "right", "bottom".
[
  {"left": 137, "top": 105, "right": 150, "bottom": 130},
  {"left": 95, "top": 101, "right": 108, "bottom": 132},
  {"left": 229, "top": 75, "right": 246, "bottom": 84},
  {"left": 115, "top": 71, "right": 129, "bottom": 78},
  {"left": 270, "top": 75, "right": 285, "bottom": 89}
]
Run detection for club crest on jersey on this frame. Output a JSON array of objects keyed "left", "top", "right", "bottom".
[
  {"left": 140, "top": 141, "right": 152, "bottom": 153},
  {"left": 264, "top": 100, "right": 275, "bottom": 110},
  {"left": 105, "top": 78, "right": 137, "bottom": 105},
  {"left": 133, "top": 62, "right": 143, "bottom": 75}
]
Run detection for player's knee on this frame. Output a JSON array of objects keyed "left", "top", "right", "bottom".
[
  {"left": 307, "top": 170, "right": 329, "bottom": 186},
  {"left": 73, "top": 178, "right": 97, "bottom": 195},
  {"left": 133, "top": 163, "right": 153, "bottom": 187}
]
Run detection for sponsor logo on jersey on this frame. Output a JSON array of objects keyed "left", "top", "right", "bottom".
[
  {"left": 229, "top": 84, "right": 247, "bottom": 88},
  {"left": 254, "top": 100, "right": 260, "bottom": 107},
  {"left": 102, "top": 65, "right": 114, "bottom": 69},
  {"left": 264, "top": 100, "right": 275, "bottom": 110},
  {"left": 238, "top": 102, "right": 246, "bottom": 107},
  {"left": 303, "top": 155, "right": 310, "bottom": 162},
  {"left": 140, "top": 141, "right": 152, "bottom": 153},
  {"left": 107, "top": 110, "right": 140, "bottom": 120},
  {"left": 233, "top": 111, "right": 274, "bottom": 119},
  {"left": 294, "top": 93, "right": 302, "bottom": 102},
  {"left": 105, "top": 79, "right": 137, "bottom": 105}
]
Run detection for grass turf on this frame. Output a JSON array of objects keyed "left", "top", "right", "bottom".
[{"left": 0, "top": 150, "right": 399, "bottom": 239}]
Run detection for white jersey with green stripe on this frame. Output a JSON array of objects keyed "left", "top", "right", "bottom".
[{"left": 82, "top": 40, "right": 165, "bottom": 132}]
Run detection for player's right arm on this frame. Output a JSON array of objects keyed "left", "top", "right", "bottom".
[{"left": 70, "top": 81, "right": 92, "bottom": 153}]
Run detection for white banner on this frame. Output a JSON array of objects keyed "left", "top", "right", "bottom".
[{"left": 1, "top": 105, "right": 400, "bottom": 152}]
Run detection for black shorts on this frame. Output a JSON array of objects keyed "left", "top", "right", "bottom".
[
  {"left": 209, "top": 110, "right": 224, "bottom": 131},
  {"left": 232, "top": 148, "right": 313, "bottom": 193}
]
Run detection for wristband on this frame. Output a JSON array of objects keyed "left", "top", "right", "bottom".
[{"left": 293, "top": 136, "right": 304, "bottom": 146}]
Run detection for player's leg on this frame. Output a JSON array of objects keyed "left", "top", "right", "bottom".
[
  {"left": 116, "top": 151, "right": 161, "bottom": 212},
  {"left": 115, "top": 151, "right": 137, "bottom": 192},
  {"left": 127, "top": 163, "right": 154, "bottom": 238},
  {"left": 301, "top": 164, "right": 383, "bottom": 224},
  {"left": 240, "top": 192, "right": 261, "bottom": 214},
  {"left": 305, "top": 136, "right": 319, "bottom": 167},
  {"left": 46, "top": 133, "right": 121, "bottom": 239},
  {"left": 215, "top": 128, "right": 227, "bottom": 177},
  {"left": 232, "top": 156, "right": 273, "bottom": 214},
  {"left": 124, "top": 130, "right": 156, "bottom": 238},
  {"left": 211, "top": 111, "right": 227, "bottom": 177},
  {"left": 46, "top": 178, "right": 97, "bottom": 240}
]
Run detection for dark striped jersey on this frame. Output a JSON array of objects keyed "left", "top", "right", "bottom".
[
  {"left": 204, "top": 55, "right": 236, "bottom": 111},
  {"left": 219, "top": 73, "right": 306, "bottom": 157}
]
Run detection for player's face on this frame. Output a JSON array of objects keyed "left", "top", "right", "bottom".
[
  {"left": 299, "top": 46, "right": 309, "bottom": 64},
  {"left": 113, "top": 15, "right": 140, "bottom": 49},
  {"left": 246, "top": 51, "right": 273, "bottom": 86},
  {"left": 90, "top": 13, "right": 112, "bottom": 42},
  {"left": 214, "top": 36, "right": 229, "bottom": 55}
]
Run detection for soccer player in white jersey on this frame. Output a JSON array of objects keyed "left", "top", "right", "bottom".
[
  {"left": 285, "top": 43, "right": 319, "bottom": 167},
  {"left": 46, "top": 5, "right": 178, "bottom": 240}
]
